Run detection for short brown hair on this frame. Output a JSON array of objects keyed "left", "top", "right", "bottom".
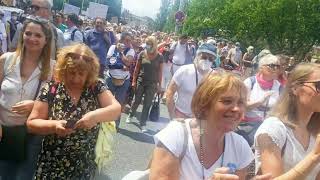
[
  {"left": 54, "top": 43, "right": 100, "bottom": 87},
  {"left": 191, "top": 72, "right": 247, "bottom": 120}
]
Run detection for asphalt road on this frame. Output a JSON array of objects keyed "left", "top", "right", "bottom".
[{"left": 95, "top": 103, "right": 170, "bottom": 180}]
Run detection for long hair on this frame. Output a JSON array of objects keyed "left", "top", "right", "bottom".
[
  {"left": 12, "top": 19, "right": 52, "bottom": 81},
  {"left": 270, "top": 63, "right": 320, "bottom": 135}
]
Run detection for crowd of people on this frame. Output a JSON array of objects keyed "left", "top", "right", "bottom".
[{"left": 0, "top": 0, "right": 320, "bottom": 179}]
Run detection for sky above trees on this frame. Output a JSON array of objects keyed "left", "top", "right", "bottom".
[{"left": 122, "top": 0, "right": 161, "bottom": 19}]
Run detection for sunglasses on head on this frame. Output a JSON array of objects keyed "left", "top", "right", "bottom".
[
  {"left": 266, "top": 64, "right": 281, "bottom": 70},
  {"left": 29, "top": 5, "right": 48, "bottom": 12},
  {"left": 301, "top": 81, "right": 320, "bottom": 93},
  {"left": 66, "top": 52, "right": 93, "bottom": 62},
  {"left": 26, "top": 15, "right": 49, "bottom": 24},
  {"left": 199, "top": 53, "right": 216, "bottom": 62}
]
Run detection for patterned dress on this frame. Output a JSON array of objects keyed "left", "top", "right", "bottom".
[{"left": 34, "top": 80, "right": 106, "bottom": 180}]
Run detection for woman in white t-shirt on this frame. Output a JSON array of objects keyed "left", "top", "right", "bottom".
[
  {"left": 238, "top": 54, "right": 282, "bottom": 146},
  {"left": 254, "top": 63, "right": 320, "bottom": 179},
  {"left": 150, "top": 73, "right": 254, "bottom": 180},
  {"left": 244, "top": 54, "right": 282, "bottom": 122}
]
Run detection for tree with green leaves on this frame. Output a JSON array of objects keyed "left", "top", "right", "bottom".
[
  {"left": 154, "top": 0, "right": 171, "bottom": 31},
  {"left": 183, "top": 0, "right": 320, "bottom": 59}
]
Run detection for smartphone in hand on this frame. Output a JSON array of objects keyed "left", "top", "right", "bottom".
[{"left": 65, "top": 120, "right": 77, "bottom": 129}]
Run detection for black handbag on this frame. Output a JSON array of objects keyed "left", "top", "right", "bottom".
[
  {"left": 149, "top": 94, "right": 160, "bottom": 122},
  {"left": 0, "top": 125, "right": 28, "bottom": 161},
  {"left": 0, "top": 80, "right": 42, "bottom": 162}
]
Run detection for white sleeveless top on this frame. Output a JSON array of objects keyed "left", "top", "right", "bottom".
[
  {"left": 254, "top": 117, "right": 320, "bottom": 179},
  {"left": 0, "top": 52, "right": 55, "bottom": 126}
]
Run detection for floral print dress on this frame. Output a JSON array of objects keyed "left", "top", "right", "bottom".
[{"left": 34, "top": 80, "right": 106, "bottom": 180}]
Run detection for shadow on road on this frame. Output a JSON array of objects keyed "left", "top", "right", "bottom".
[
  {"left": 118, "top": 128, "right": 155, "bottom": 144},
  {"left": 95, "top": 173, "right": 112, "bottom": 180}
]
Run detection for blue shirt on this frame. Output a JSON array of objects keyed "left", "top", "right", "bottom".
[{"left": 85, "top": 29, "right": 110, "bottom": 65}]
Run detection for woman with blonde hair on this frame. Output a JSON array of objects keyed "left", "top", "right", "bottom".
[
  {"left": 254, "top": 63, "right": 320, "bottom": 179},
  {"left": 126, "top": 36, "right": 163, "bottom": 132},
  {"left": 0, "top": 16, "right": 54, "bottom": 180},
  {"left": 151, "top": 73, "right": 254, "bottom": 180},
  {"left": 27, "top": 43, "right": 121, "bottom": 179},
  {"left": 237, "top": 54, "right": 282, "bottom": 146}
]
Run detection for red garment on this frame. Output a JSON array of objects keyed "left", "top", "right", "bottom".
[{"left": 256, "top": 74, "right": 274, "bottom": 90}]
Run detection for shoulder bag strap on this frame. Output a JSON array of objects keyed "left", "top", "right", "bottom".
[
  {"left": 178, "top": 119, "right": 188, "bottom": 161},
  {"left": 193, "top": 63, "right": 199, "bottom": 86},
  {"left": 33, "top": 80, "right": 42, "bottom": 100}
]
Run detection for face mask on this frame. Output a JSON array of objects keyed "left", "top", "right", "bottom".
[
  {"left": 145, "top": 45, "right": 153, "bottom": 52},
  {"left": 198, "top": 59, "right": 213, "bottom": 72}
]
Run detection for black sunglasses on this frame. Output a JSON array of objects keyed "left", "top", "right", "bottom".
[
  {"left": 301, "top": 81, "right": 320, "bottom": 93},
  {"left": 66, "top": 52, "right": 94, "bottom": 62},
  {"left": 29, "top": 5, "right": 48, "bottom": 12},
  {"left": 266, "top": 64, "right": 281, "bottom": 70}
]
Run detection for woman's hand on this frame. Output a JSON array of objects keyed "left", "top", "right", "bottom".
[
  {"left": 132, "top": 81, "right": 137, "bottom": 91},
  {"left": 12, "top": 100, "right": 34, "bottom": 115},
  {"left": 258, "top": 91, "right": 274, "bottom": 105},
  {"left": 74, "top": 111, "right": 98, "bottom": 130},
  {"left": 310, "top": 134, "right": 320, "bottom": 160},
  {"left": 251, "top": 173, "right": 272, "bottom": 180},
  {"left": 55, "top": 120, "right": 74, "bottom": 137},
  {"left": 209, "top": 167, "right": 239, "bottom": 180}
]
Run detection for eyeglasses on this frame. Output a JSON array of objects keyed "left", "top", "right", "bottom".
[
  {"left": 25, "top": 15, "right": 49, "bottom": 24},
  {"left": 265, "top": 64, "right": 281, "bottom": 71},
  {"left": 301, "top": 81, "right": 320, "bottom": 93},
  {"left": 29, "top": 5, "right": 48, "bottom": 12},
  {"left": 66, "top": 52, "right": 94, "bottom": 62}
]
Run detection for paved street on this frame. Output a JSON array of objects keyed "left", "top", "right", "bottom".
[{"left": 95, "top": 103, "right": 170, "bottom": 180}]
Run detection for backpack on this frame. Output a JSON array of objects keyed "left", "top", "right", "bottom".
[
  {"left": 169, "top": 42, "right": 191, "bottom": 65},
  {"left": 71, "top": 28, "right": 85, "bottom": 42}
]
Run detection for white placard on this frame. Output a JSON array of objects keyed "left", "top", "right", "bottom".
[
  {"left": 63, "top": 3, "right": 80, "bottom": 15},
  {"left": 3, "top": 10, "right": 11, "bottom": 22},
  {"left": 87, "top": 2, "right": 108, "bottom": 19}
]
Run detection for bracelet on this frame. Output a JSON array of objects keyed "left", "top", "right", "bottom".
[{"left": 293, "top": 167, "right": 305, "bottom": 177}]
